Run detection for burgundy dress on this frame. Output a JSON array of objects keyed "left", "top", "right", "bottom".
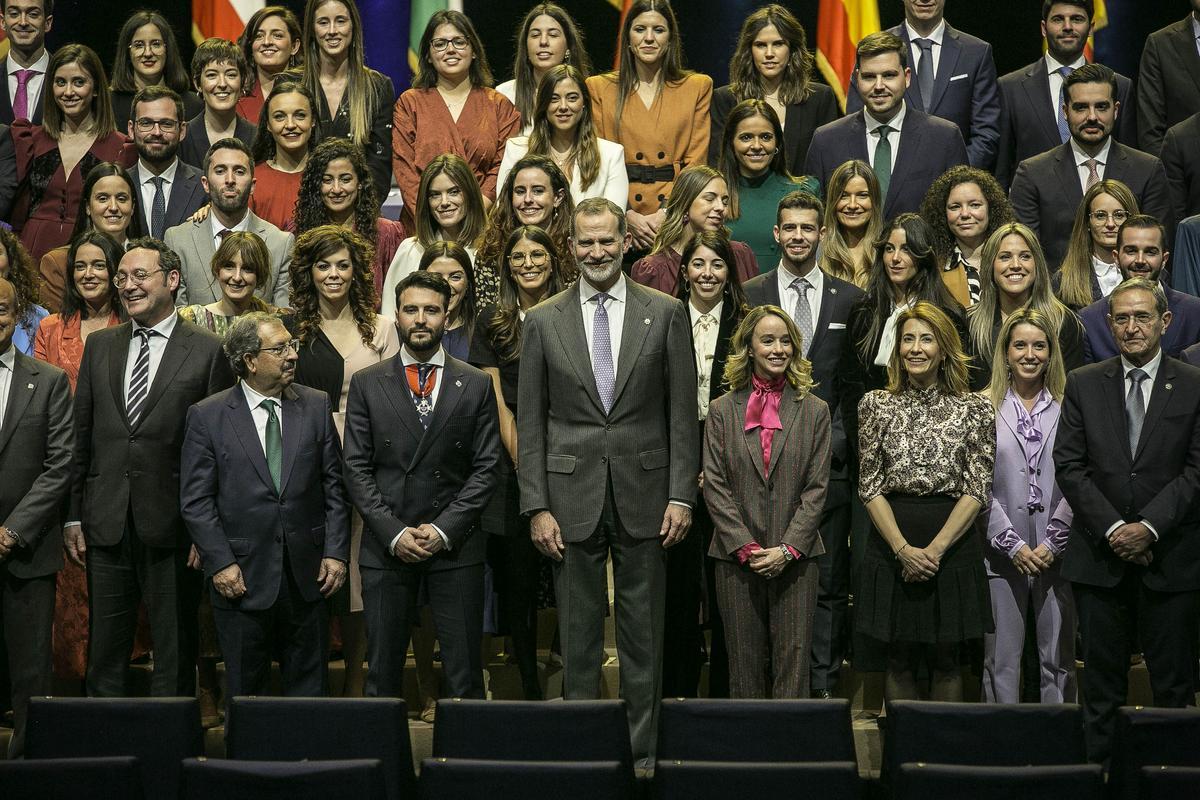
[{"left": 631, "top": 239, "right": 760, "bottom": 297}]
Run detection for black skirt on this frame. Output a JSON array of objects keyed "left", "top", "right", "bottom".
[{"left": 855, "top": 493, "right": 993, "bottom": 645}]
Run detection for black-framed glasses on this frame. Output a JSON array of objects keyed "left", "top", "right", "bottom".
[
  {"left": 431, "top": 36, "right": 469, "bottom": 52},
  {"left": 134, "top": 117, "right": 180, "bottom": 133},
  {"left": 113, "top": 268, "right": 165, "bottom": 288},
  {"left": 507, "top": 250, "right": 549, "bottom": 267},
  {"left": 257, "top": 339, "right": 301, "bottom": 357}
]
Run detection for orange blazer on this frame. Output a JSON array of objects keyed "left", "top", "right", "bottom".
[{"left": 33, "top": 310, "right": 121, "bottom": 391}]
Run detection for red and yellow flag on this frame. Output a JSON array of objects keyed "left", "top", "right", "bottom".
[
  {"left": 816, "top": 0, "right": 881, "bottom": 112},
  {"left": 192, "top": 0, "right": 265, "bottom": 45}
]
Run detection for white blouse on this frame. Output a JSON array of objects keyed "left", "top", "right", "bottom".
[{"left": 495, "top": 135, "right": 629, "bottom": 209}]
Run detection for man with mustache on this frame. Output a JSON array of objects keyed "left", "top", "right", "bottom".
[
  {"left": 181, "top": 312, "right": 348, "bottom": 699},
  {"left": 164, "top": 138, "right": 292, "bottom": 308},
  {"left": 994, "top": 1, "right": 1137, "bottom": 189},
  {"left": 1080, "top": 215, "right": 1200, "bottom": 362},
  {"left": 0, "top": 0, "right": 51, "bottom": 124},
  {"left": 518, "top": 197, "right": 697, "bottom": 766},
  {"left": 1010, "top": 64, "right": 1173, "bottom": 270},
  {"left": 128, "top": 85, "right": 205, "bottom": 239},
  {"left": 342, "top": 270, "right": 499, "bottom": 700}
]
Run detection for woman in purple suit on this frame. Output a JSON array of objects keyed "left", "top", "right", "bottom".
[{"left": 982, "top": 307, "right": 1075, "bottom": 703}]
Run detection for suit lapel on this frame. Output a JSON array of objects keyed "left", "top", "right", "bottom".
[
  {"left": 734, "top": 390, "right": 767, "bottom": 486},
  {"left": 107, "top": 322, "right": 134, "bottom": 429},
  {"left": 848, "top": 112, "right": 870, "bottom": 163},
  {"left": 1102, "top": 362, "right": 1131, "bottom": 462},
  {"left": 0, "top": 353, "right": 37, "bottom": 456},
  {"left": 1105, "top": 141, "right": 1132, "bottom": 185},
  {"left": 783, "top": 104, "right": 804, "bottom": 171},
  {"left": 710, "top": 304, "right": 738, "bottom": 400},
  {"left": 1134, "top": 360, "right": 1176, "bottom": 463},
  {"left": 136, "top": 319, "right": 193, "bottom": 431},
  {"left": 997, "top": 396, "right": 1025, "bottom": 457},
  {"left": 1168, "top": 18, "right": 1200, "bottom": 89},
  {"left": 165, "top": 167, "right": 201, "bottom": 227},
  {"left": 553, "top": 284, "right": 605, "bottom": 415},
  {"left": 766, "top": 386, "right": 800, "bottom": 479},
  {"left": 412, "top": 357, "right": 468, "bottom": 465},
  {"left": 1053, "top": 144, "right": 1083, "bottom": 210},
  {"left": 806, "top": 279, "right": 840, "bottom": 356},
  {"left": 278, "top": 385, "right": 303, "bottom": 493},
  {"left": 1021, "top": 60, "right": 1061, "bottom": 144},
  {"left": 927, "top": 27, "right": 962, "bottom": 113},
  {"left": 890, "top": 112, "right": 925, "bottom": 209},
  {"left": 761, "top": 269, "right": 782, "bottom": 307},
  {"left": 227, "top": 387, "right": 276, "bottom": 492},
  {"left": 378, "top": 359, "right": 426, "bottom": 449},
  {"left": 611, "top": 284, "right": 652, "bottom": 409}
]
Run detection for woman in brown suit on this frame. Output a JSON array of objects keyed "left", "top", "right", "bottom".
[{"left": 702, "top": 304, "right": 831, "bottom": 698}]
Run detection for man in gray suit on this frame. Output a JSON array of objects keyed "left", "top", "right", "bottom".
[
  {"left": 518, "top": 198, "right": 698, "bottom": 765},
  {"left": 127, "top": 85, "right": 206, "bottom": 239},
  {"left": 165, "top": 137, "right": 292, "bottom": 308}
]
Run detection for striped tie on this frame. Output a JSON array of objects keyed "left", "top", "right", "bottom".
[{"left": 126, "top": 329, "right": 155, "bottom": 426}]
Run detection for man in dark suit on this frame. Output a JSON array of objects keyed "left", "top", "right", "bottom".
[
  {"left": 1137, "top": 4, "right": 1200, "bottom": 156},
  {"left": 343, "top": 270, "right": 499, "bottom": 701},
  {"left": 995, "top": 1, "right": 1137, "bottom": 189},
  {"left": 1080, "top": 216, "right": 1200, "bottom": 362},
  {"left": 845, "top": 0, "right": 999, "bottom": 170},
  {"left": 0, "top": 0, "right": 51, "bottom": 124},
  {"left": 743, "top": 191, "right": 864, "bottom": 699},
  {"left": 181, "top": 312, "right": 349, "bottom": 698},
  {"left": 805, "top": 31, "right": 968, "bottom": 222},
  {"left": 519, "top": 198, "right": 697, "bottom": 765},
  {"left": 1161, "top": 112, "right": 1200, "bottom": 221},
  {"left": 0, "top": 276, "right": 72, "bottom": 756},
  {"left": 1054, "top": 276, "right": 1200, "bottom": 764},
  {"left": 128, "top": 86, "right": 206, "bottom": 240},
  {"left": 1010, "top": 64, "right": 1173, "bottom": 271},
  {"left": 179, "top": 38, "right": 257, "bottom": 171},
  {"left": 66, "top": 237, "right": 234, "bottom": 697}
]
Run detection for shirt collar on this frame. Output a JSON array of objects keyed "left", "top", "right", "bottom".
[
  {"left": 1070, "top": 136, "right": 1112, "bottom": 167},
  {"left": 131, "top": 310, "right": 179, "bottom": 340},
  {"left": 578, "top": 273, "right": 627, "bottom": 305},
  {"left": 1091, "top": 255, "right": 1118, "bottom": 275},
  {"left": 1045, "top": 52, "right": 1086, "bottom": 73},
  {"left": 780, "top": 259, "right": 823, "bottom": 288},
  {"left": 241, "top": 379, "right": 281, "bottom": 406},
  {"left": 140, "top": 158, "right": 180, "bottom": 186},
  {"left": 1005, "top": 385, "right": 1055, "bottom": 417},
  {"left": 865, "top": 101, "right": 906, "bottom": 133},
  {"left": 1192, "top": 14, "right": 1199, "bottom": 38},
  {"left": 1121, "top": 348, "right": 1163, "bottom": 382},
  {"left": 8, "top": 50, "right": 49, "bottom": 75},
  {"left": 0, "top": 342, "right": 15, "bottom": 370},
  {"left": 688, "top": 299, "right": 722, "bottom": 327},
  {"left": 905, "top": 18, "right": 945, "bottom": 45},
  {"left": 400, "top": 345, "right": 446, "bottom": 368},
  {"left": 210, "top": 210, "right": 250, "bottom": 239}
]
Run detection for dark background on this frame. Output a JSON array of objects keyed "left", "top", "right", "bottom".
[{"left": 51, "top": 1, "right": 1183, "bottom": 93}]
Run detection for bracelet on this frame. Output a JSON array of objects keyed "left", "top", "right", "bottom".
[{"left": 894, "top": 543, "right": 909, "bottom": 560}]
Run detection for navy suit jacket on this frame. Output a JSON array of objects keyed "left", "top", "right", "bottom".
[
  {"left": 130, "top": 160, "right": 207, "bottom": 235},
  {"left": 1080, "top": 285, "right": 1200, "bottom": 362},
  {"left": 181, "top": 383, "right": 350, "bottom": 611},
  {"left": 804, "top": 105, "right": 968, "bottom": 221},
  {"left": 995, "top": 58, "right": 1137, "bottom": 189},
  {"left": 847, "top": 21, "right": 1000, "bottom": 170},
  {"left": 1009, "top": 140, "right": 1174, "bottom": 270}
]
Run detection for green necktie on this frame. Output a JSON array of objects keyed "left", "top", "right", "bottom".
[
  {"left": 261, "top": 399, "right": 281, "bottom": 492},
  {"left": 874, "top": 124, "right": 893, "bottom": 200}
]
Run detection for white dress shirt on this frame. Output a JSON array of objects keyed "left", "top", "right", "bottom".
[
  {"left": 1092, "top": 256, "right": 1122, "bottom": 298},
  {"left": 240, "top": 380, "right": 283, "bottom": 454},
  {"left": 0, "top": 344, "right": 14, "bottom": 431},
  {"left": 874, "top": 300, "right": 913, "bottom": 368},
  {"left": 1193, "top": 15, "right": 1200, "bottom": 57},
  {"left": 689, "top": 299, "right": 722, "bottom": 421},
  {"left": 864, "top": 102, "right": 907, "bottom": 169},
  {"left": 124, "top": 312, "right": 179, "bottom": 405},
  {"left": 1070, "top": 137, "right": 1113, "bottom": 193},
  {"left": 138, "top": 158, "right": 180, "bottom": 231},
  {"left": 777, "top": 261, "right": 824, "bottom": 333},
  {"left": 578, "top": 273, "right": 627, "bottom": 378},
  {"left": 1105, "top": 349, "right": 1163, "bottom": 540},
  {"left": 6, "top": 50, "right": 48, "bottom": 118},
  {"left": 209, "top": 209, "right": 251, "bottom": 250},
  {"left": 1045, "top": 53, "right": 1086, "bottom": 116},
  {"left": 905, "top": 19, "right": 946, "bottom": 79},
  {"left": 389, "top": 345, "right": 451, "bottom": 553}
]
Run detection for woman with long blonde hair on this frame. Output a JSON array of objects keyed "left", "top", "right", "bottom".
[{"left": 818, "top": 160, "right": 882, "bottom": 286}]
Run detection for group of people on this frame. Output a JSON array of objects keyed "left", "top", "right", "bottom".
[{"left": 2, "top": 0, "right": 1200, "bottom": 772}]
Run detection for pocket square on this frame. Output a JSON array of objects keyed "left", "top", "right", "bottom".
[
  {"left": 827, "top": 322, "right": 847, "bottom": 330},
  {"left": 949, "top": 73, "right": 969, "bottom": 82}
]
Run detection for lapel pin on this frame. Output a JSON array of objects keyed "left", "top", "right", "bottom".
[
  {"left": 455, "top": 379, "right": 462, "bottom": 387},
  {"left": 1165, "top": 383, "right": 1173, "bottom": 390},
  {"left": 644, "top": 318, "right": 651, "bottom": 325},
  {"left": 27, "top": 383, "right": 34, "bottom": 389},
  {"left": 830, "top": 288, "right": 838, "bottom": 295}
]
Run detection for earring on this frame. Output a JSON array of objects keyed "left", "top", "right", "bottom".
[{"left": 565, "top": 49, "right": 572, "bottom": 62}]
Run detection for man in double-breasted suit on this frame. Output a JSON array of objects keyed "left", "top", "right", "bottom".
[
  {"left": 518, "top": 198, "right": 698, "bottom": 765},
  {"left": 1054, "top": 276, "right": 1200, "bottom": 764},
  {"left": 343, "top": 270, "right": 499, "bottom": 700},
  {"left": 743, "top": 191, "right": 863, "bottom": 698},
  {"left": 67, "top": 238, "right": 234, "bottom": 697},
  {"left": 181, "top": 312, "right": 349, "bottom": 699},
  {"left": 0, "top": 276, "right": 72, "bottom": 756}
]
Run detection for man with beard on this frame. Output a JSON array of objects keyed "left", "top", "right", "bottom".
[
  {"left": 342, "top": 270, "right": 499, "bottom": 700},
  {"left": 164, "top": 138, "right": 292, "bottom": 307},
  {"left": 1081, "top": 215, "right": 1200, "bottom": 361},
  {"left": 1010, "top": 64, "right": 1173, "bottom": 270},
  {"left": 994, "top": 1, "right": 1137, "bottom": 189},
  {"left": 517, "top": 197, "right": 697, "bottom": 765},
  {"left": 0, "top": 0, "right": 51, "bottom": 124},
  {"left": 181, "top": 312, "right": 348, "bottom": 699},
  {"left": 128, "top": 85, "right": 205, "bottom": 239}
]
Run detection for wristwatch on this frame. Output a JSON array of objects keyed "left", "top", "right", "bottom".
[{"left": 780, "top": 545, "right": 794, "bottom": 562}]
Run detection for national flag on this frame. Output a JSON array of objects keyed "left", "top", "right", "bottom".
[
  {"left": 816, "top": 0, "right": 881, "bottom": 112},
  {"left": 192, "top": 0, "right": 265, "bottom": 45},
  {"left": 1085, "top": 0, "right": 1107, "bottom": 61}
]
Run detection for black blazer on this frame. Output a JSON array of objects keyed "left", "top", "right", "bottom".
[
  {"left": 70, "top": 318, "right": 235, "bottom": 549},
  {"left": 181, "top": 383, "right": 350, "bottom": 611},
  {"left": 995, "top": 58, "right": 1137, "bottom": 189},
  {"left": 742, "top": 268, "right": 864, "bottom": 468},
  {"left": 0, "top": 66, "right": 44, "bottom": 125},
  {"left": 342, "top": 352, "right": 500, "bottom": 573},
  {"left": 1009, "top": 140, "right": 1174, "bottom": 270},
  {"left": 0, "top": 351, "right": 73, "bottom": 578},
  {"left": 707, "top": 83, "right": 839, "bottom": 176},
  {"left": 178, "top": 111, "right": 258, "bottom": 171},
  {"left": 804, "top": 106, "right": 969, "bottom": 221},
  {"left": 315, "top": 69, "right": 395, "bottom": 206},
  {"left": 846, "top": 22, "right": 1001, "bottom": 170},
  {"left": 0, "top": 122, "right": 17, "bottom": 221},
  {"left": 688, "top": 299, "right": 739, "bottom": 408},
  {"left": 129, "top": 160, "right": 207, "bottom": 235},
  {"left": 1054, "top": 355, "right": 1200, "bottom": 591},
  {"left": 1161, "top": 112, "right": 1200, "bottom": 221},
  {"left": 1137, "top": 15, "right": 1200, "bottom": 155}
]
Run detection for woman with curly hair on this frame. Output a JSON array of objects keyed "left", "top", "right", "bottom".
[
  {"left": 631, "top": 165, "right": 758, "bottom": 296},
  {"left": 709, "top": 3, "right": 838, "bottom": 173},
  {"left": 1053, "top": 179, "right": 1139, "bottom": 311},
  {"left": 0, "top": 227, "right": 47, "bottom": 355},
  {"left": 290, "top": 225, "right": 397, "bottom": 698},
  {"left": 236, "top": 5, "right": 304, "bottom": 123},
  {"left": 293, "top": 139, "right": 406, "bottom": 306},
  {"left": 475, "top": 155, "right": 575, "bottom": 306},
  {"left": 818, "top": 160, "right": 881, "bottom": 287},
  {"left": 249, "top": 80, "right": 317, "bottom": 231},
  {"left": 497, "top": 3, "right": 592, "bottom": 135},
  {"left": 496, "top": 64, "right": 626, "bottom": 207},
  {"left": 919, "top": 166, "right": 1014, "bottom": 309},
  {"left": 108, "top": 10, "right": 202, "bottom": 129}
]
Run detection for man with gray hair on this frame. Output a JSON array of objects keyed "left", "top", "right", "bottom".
[
  {"left": 518, "top": 197, "right": 698, "bottom": 765},
  {"left": 181, "top": 312, "right": 348, "bottom": 698}
]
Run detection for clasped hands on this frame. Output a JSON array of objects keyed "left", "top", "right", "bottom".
[
  {"left": 1109, "top": 522, "right": 1154, "bottom": 566},
  {"left": 749, "top": 546, "right": 788, "bottom": 579},
  {"left": 1011, "top": 543, "right": 1055, "bottom": 576},
  {"left": 897, "top": 543, "right": 942, "bottom": 582},
  {"left": 392, "top": 524, "right": 446, "bottom": 563}
]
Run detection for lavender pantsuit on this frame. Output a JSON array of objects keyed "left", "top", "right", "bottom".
[{"left": 982, "top": 393, "right": 1076, "bottom": 703}]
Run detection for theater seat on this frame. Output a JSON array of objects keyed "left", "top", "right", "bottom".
[
  {"left": 419, "top": 758, "right": 630, "bottom": 800},
  {"left": 180, "top": 758, "right": 385, "bottom": 800},
  {"left": 1108, "top": 707, "right": 1200, "bottom": 800},
  {"left": 1139, "top": 765, "right": 1200, "bottom": 800},
  {"left": 895, "top": 763, "right": 1104, "bottom": 800},
  {"left": 656, "top": 698, "right": 855, "bottom": 762},
  {"left": 652, "top": 760, "right": 861, "bottom": 800},
  {"left": 0, "top": 756, "right": 143, "bottom": 800}
]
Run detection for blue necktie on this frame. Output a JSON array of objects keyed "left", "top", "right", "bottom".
[
  {"left": 1056, "top": 65, "right": 1074, "bottom": 144},
  {"left": 592, "top": 292, "right": 615, "bottom": 413}
]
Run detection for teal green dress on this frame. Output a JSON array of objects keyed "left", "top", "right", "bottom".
[{"left": 726, "top": 172, "right": 820, "bottom": 274}]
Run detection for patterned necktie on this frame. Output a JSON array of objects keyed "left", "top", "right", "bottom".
[
  {"left": 1084, "top": 158, "right": 1100, "bottom": 190},
  {"left": 1126, "top": 367, "right": 1148, "bottom": 456},
  {"left": 12, "top": 69, "right": 34, "bottom": 121},
  {"left": 873, "top": 125, "right": 893, "bottom": 200},
  {"left": 406, "top": 362, "right": 437, "bottom": 427},
  {"left": 1056, "top": 65, "right": 1074, "bottom": 143},
  {"left": 914, "top": 38, "right": 936, "bottom": 110},
  {"left": 592, "top": 292, "right": 615, "bottom": 413},
  {"left": 791, "top": 277, "right": 814, "bottom": 357},
  {"left": 126, "top": 329, "right": 156, "bottom": 426},
  {"left": 260, "top": 399, "right": 282, "bottom": 491},
  {"left": 150, "top": 176, "right": 166, "bottom": 240}
]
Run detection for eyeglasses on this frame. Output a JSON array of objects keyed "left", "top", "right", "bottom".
[
  {"left": 431, "top": 36, "right": 469, "bottom": 52},
  {"left": 257, "top": 339, "right": 301, "bottom": 358},
  {"left": 507, "top": 250, "right": 549, "bottom": 267},
  {"left": 113, "top": 268, "right": 165, "bottom": 288},
  {"left": 134, "top": 117, "right": 180, "bottom": 133},
  {"left": 129, "top": 40, "right": 166, "bottom": 55},
  {"left": 1090, "top": 210, "right": 1130, "bottom": 224},
  {"left": 1110, "top": 313, "right": 1158, "bottom": 328}
]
